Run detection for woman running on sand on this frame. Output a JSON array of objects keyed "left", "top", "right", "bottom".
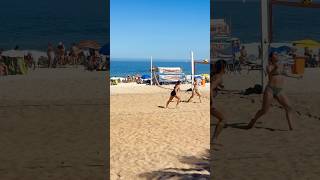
[
  {"left": 212, "top": 60, "right": 227, "bottom": 140},
  {"left": 165, "top": 81, "right": 181, "bottom": 108},
  {"left": 187, "top": 78, "right": 202, "bottom": 103},
  {"left": 246, "top": 52, "right": 293, "bottom": 130}
]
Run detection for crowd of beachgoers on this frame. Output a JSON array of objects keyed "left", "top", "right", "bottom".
[
  {"left": 216, "top": 42, "right": 320, "bottom": 75},
  {"left": 111, "top": 75, "right": 147, "bottom": 85},
  {"left": 0, "top": 42, "right": 109, "bottom": 76}
]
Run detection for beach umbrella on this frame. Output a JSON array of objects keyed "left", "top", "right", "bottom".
[
  {"left": 201, "top": 74, "right": 209, "bottom": 79},
  {"left": 292, "top": 39, "right": 320, "bottom": 48},
  {"left": 77, "top": 40, "right": 101, "bottom": 50},
  {"left": 99, "top": 43, "right": 110, "bottom": 55},
  {"left": 141, "top": 74, "right": 151, "bottom": 79}
]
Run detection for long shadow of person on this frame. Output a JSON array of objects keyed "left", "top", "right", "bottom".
[
  {"left": 227, "top": 122, "right": 288, "bottom": 131},
  {"left": 139, "top": 150, "right": 210, "bottom": 180}
]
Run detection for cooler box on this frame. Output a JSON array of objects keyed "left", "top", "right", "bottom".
[{"left": 292, "top": 57, "right": 305, "bottom": 75}]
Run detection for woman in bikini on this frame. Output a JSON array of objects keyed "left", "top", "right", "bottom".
[
  {"left": 246, "top": 52, "right": 293, "bottom": 130},
  {"left": 212, "top": 60, "right": 227, "bottom": 140},
  {"left": 187, "top": 78, "right": 202, "bottom": 103},
  {"left": 165, "top": 81, "right": 181, "bottom": 108}
]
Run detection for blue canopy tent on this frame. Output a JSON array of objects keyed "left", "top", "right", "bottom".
[
  {"left": 99, "top": 43, "right": 110, "bottom": 55},
  {"left": 141, "top": 74, "right": 151, "bottom": 79},
  {"left": 269, "top": 46, "right": 292, "bottom": 54}
]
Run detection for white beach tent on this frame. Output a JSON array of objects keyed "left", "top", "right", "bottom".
[
  {"left": 2, "top": 50, "right": 47, "bottom": 64},
  {"left": 2, "top": 50, "right": 25, "bottom": 58}
]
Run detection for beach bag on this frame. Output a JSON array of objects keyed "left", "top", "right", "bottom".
[
  {"left": 253, "top": 84, "right": 262, "bottom": 94},
  {"left": 244, "top": 84, "right": 262, "bottom": 95}
]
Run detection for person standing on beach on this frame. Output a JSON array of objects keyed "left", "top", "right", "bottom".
[
  {"left": 258, "top": 45, "right": 262, "bottom": 60},
  {"left": 47, "top": 43, "right": 54, "bottom": 68},
  {"left": 212, "top": 60, "right": 226, "bottom": 141},
  {"left": 70, "top": 43, "right": 79, "bottom": 66},
  {"left": 165, "top": 81, "right": 181, "bottom": 108},
  {"left": 187, "top": 78, "right": 202, "bottom": 103},
  {"left": 317, "top": 49, "right": 320, "bottom": 67},
  {"left": 246, "top": 52, "right": 293, "bottom": 130},
  {"left": 57, "top": 42, "right": 65, "bottom": 65},
  {"left": 239, "top": 46, "right": 247, "bottom": 64},
  {"left": 0, "top": 50, "right": 8, "bottom": 76}
]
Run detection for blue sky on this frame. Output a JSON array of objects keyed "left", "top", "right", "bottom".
[{"left": 111, "top": 0, "right": 209, "bottom": 60}]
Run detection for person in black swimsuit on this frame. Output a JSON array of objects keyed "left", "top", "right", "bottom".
[{"left": 165, "top": 81, "right": 181, "bottom": 108}]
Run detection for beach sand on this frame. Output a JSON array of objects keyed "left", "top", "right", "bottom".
[
  {"left": 0, "top": 68, "right": 107, "bottom": 180},
  {"left": 212, "top": 68, "right": 320, "bottom": 180},
  {"left": 110, "top": 83, "right": 210, "bottom": 179}
]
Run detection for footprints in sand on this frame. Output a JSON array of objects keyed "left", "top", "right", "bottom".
[{"left": 111, "top": 101, "right": 210, "bottom": 179}]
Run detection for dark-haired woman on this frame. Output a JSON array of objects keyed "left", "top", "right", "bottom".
[
  {"left": 165, "top": 81, "right": 181, "bottom": 108},
  {"left": 212, "top": 60, "right": 227, "bottom": 141},
  {"left": 246, "top": 52, "right": 293, "bottom": 130}
]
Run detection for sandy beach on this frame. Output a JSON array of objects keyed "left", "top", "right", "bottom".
[
  {"left": 110, "top": 83, "right": 210, "bottom": 179},
  {"left": 212, "top": 68, "right": 320, "bottom": 180},
  {"left": 0, "top": 68, "right": 107, "bottom": 179}
]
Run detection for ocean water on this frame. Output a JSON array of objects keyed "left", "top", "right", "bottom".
[
  {"left": 213, "top": 1, "right": 320, "bottom": 43},
  {"left": 110, "top": 58, "right": 210, "bottom": 77},
  {"left": 0, "top": 0, "right": 109, "bottom": 51}
]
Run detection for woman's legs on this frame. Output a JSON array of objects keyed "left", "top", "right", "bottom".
[
  {"left": 165, "top": 96, "right": 174, "bottom": 108},
  {"left": 187, "top": 92, "right": 194, "bottom": 102},
  {"left": 275, "top": 93, "right": 293, "bottom": 130},
  {"left": 247, "top": 88, "right": 273, "bottom": 129},
  {"left": 212, "top": 107, "right": 225, "bottom": 140},
  {"left": 175, "top": 95, "right": 181, "bottom": 108},
  {"left": 196, "top": 91, "right": 202, "bottom": 103}
]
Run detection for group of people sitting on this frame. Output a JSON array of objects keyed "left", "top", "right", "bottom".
[
  {"left": 0, "top": 42, "right": 108, "bottom": 76},
  {"left": 122, "top": 75, "right": 143, "bottom": 83},
  {"left": 46, "top": 42, "right": 106, "bottom": 71},
  {"left": 303, "top": 47, "right": 320, "bottom": 67},
  {"left": 231, "top": 40, "right": 248, "bottom": 64},
  {"left": 46, "top": 42, "right": 81, "bottom": 67},
  {"left": 229, "top": 44, "right": 320, "bottom": 72}
]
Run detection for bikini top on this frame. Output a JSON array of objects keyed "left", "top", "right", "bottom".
[{"left": 270, "top": 65, "right": 283, "bottom": 76}]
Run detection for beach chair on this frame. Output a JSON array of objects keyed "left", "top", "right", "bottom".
[
  {"left": 216, "top": 46, "right": 242, "bottom": 74},
  {"left": 246, "top": 63, "right": 263, "bottom": 74},
  {"left": 242, "top": 55, "right": 262, "bottom": 74}
]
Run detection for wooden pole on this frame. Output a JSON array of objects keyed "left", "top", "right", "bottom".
[
  {"left": 150, "top": 56, "right": 153, "bottom": 85},
  {"left": 261, "top": 0, "right": 270, "bottom": 88},
  {"left": 191, "top": 51, "right": 194, "bottom": 88}
]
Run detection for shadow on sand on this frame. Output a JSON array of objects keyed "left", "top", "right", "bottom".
[
  {"left": 226, "top": 122, "right": 288, "bottom": 132},
  {"left": 139, "top": 150, "right": 210, "bottom": 180}
]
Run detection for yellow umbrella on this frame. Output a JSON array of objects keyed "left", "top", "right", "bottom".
[{"left": 292, "top": 39, "right": 320, "bottom": 48}]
